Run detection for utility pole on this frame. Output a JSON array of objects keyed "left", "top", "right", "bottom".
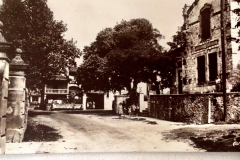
[{"left": 221, "top": 0, "right": 227, "bottom": 122}]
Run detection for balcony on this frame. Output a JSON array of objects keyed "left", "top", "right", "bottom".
[{"left": 45, "top": 89, "right": 68, "bottom": 94}]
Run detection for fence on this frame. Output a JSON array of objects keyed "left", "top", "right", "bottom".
[
  {"left": 45, "top": 89, "right": 68, "bottom": 94},
  {"left": 149, "top": 93, "right": 240, "bottom": 124}
]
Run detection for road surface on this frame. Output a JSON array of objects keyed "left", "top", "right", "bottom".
[{"left": 6, "top": 110, "right": 204, "bottom": 154}]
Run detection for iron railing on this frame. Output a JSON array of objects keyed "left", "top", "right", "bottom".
[{"left": 45, "top": 89, "right": 68, "bottom": 94}]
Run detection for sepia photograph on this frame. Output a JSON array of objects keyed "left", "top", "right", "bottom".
[{"left": 0, "top": 0, "right": 240, "bottom": 159}]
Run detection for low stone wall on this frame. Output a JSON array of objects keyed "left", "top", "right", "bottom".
[
  {"left": 50, "top": 103, "right": 83, "bottom": 110},
  {"left": 149, "top": 93, "right": 240, "bottom": 124}
]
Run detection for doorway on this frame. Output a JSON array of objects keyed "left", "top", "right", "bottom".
[{"left": 178, "top": 70, "right": 183, "bottom": 94}]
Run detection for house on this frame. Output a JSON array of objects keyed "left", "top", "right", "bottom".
[
  {"left": 174, "top": 0, "right": 240, "bottom": 94},
  {"left": 44, "top": 75, "right": 69, "bottom": 101},
  {"left": 30, "top": 67, "right": 117, "bottom": 110},
  {"left": 30, "top": 67, "right": 82, "bottom": 109}
]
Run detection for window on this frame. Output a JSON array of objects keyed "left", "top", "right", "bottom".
[
  {"left": 208, "top": 53, "right": 218, "bottom": 81},
  {"left": 197, "top": 56, "right": 206, "bottom": 83},
  {"left": 200, "top": 5, "right": 211, "bottom": 40}
]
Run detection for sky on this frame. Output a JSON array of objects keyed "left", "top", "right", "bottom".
[{"left": 47, "top": 0, "right": 194, "bottom": 65}]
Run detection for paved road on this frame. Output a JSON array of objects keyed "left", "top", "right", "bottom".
[{"left": 6, "top": 110, "right": 203, "bottom": 154}]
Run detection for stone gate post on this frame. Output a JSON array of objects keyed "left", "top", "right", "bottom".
[
  {"left": 82, "top": 93, "right": 87, "bottom": 110},
  {"left": 0, "top": 21, "right": 11, "bottom": 154},
  {"left": 6, "top": 49, "right": 28, "bottom": 143}
]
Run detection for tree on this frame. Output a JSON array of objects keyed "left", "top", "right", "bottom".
[
  {"left": 78, "top": 18, "right": 172, "bottom": 99},
  {"left": 0, "top": 0, "right": 81, "bottom": 108},
  {"left": 167, "top": 25, "right": 186, "bottom": 50},
  {"left": 227, "top": 0, "right": 240, "bottom": 91},
  {"left": 77, "top": 54, "right": 109, "bottom": 92},
  {"left": 233, "top": 0, "right": 240, "bottom": 31},
  {"left": 165, "top": 25, "right": 187, "bottom": 93}
]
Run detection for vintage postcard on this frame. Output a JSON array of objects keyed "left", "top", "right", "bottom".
[{"left": 0, "top": 0, "right": 239, "bottom": 158}]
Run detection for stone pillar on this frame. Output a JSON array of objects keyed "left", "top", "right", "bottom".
[
  {"left": 208, "top": 97, "right": 211, "bottom": 124},
  {"left": 139, "top": 93, "right": 144, "bottom": 112},
  {"left": 82, "top": 93, "right": 87, "bottom": 110},
  {"left": 0, "top": 21, "right": 11, "bottom": 154},
  {"left": 6, "top": 49, "right": 28, "bottom": 143}
]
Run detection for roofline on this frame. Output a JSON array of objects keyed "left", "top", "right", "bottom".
[{"left": 187, "top": 0, "right": 200, "bottom": 15}]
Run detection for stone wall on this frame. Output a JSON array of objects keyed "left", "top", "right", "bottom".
[
  {"left": 0, "top": 22, "right": 28, "bottom": 153},
  {"left": 149, "top": 93, "right": 240, "bottom": 124},
  {"left": 149, "top": 94, "right": 209, "bottom": 124},
  {"left": 0, "top": 22, "right": 11, "bottom": 154},
  {"left": 0, "top": 56, "right": 9, "bottom": 154}
]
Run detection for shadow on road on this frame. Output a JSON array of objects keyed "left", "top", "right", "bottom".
[
  {"left": 112, "top": 116, "right": 158, "bottom": 125},
  {"left": 28, "top": 110, "right": 56, "bottom": 117},
  {"left": 162, "top": 127, "right": 240, "bottom": 152},
  {"left": 61, "top": 110, "right": 115, "bottom": 117},
  {"left": 28, "top": 109, "right": 115, "bottom": 117},
  {"left": 23, "top": 117, "right": 63, "bottom": 142}
]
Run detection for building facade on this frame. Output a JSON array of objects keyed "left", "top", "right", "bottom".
[
  {"left": 29, "top": 67, "right": 81, "bottom": 109},
  {"left": 175, "top": 0, "right": 240, "bottom": 94}
]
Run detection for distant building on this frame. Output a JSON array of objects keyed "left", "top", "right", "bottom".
[
  {"left": 30, "top": 67, "right": 81, "bottom": 108},
  {"left": 30, "top": 67, "right": 116, "bottom": 110},
  {"left": 174, "top": 0, "right": 240, "bottom": 94}
]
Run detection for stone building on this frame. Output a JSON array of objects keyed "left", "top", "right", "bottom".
[{"left": 175, "top": 0, "right": 240, "bottom": 94}]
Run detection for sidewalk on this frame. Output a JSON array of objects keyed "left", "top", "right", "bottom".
[{"left": 6, "top": 142, "right": 43, "bottom": 154}]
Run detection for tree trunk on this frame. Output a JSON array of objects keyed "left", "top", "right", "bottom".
[
  {"left": 129, "top": 79, "right": 139, "bottom": 105},
  {"left": 126, "top": 79, "right": 132, "bottom": 94},
  {"left": 40, "top": 84, "right": 46, "bottom": 110},
  {"left": 155, "top": 82, "right": 160, "bottom": 94}
]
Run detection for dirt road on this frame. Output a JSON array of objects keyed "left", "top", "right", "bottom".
[{"left": 7, "top": 110, "right": 204, "bottom": 154}]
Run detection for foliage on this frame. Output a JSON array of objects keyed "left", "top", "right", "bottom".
[
  {"left": 78, "top": 18, "right": 171, "bottom": 95},
  {"left": 229, "top": 0, "right": 240, "bottom": 92},
  {"left": 233, "top": 0, "right": 240, "bottom": 29},
  {"left": 229, "top": 64, "right": 240, "bottom": 92},
  {"left": 77, "top": 54, "right": 110, "bottom": 92},
  {"left": 167, "top": 25, "right": 186, "bottom": 50},
  {"left": 0, "top": 0, "right": 81, "bottom": 91}
]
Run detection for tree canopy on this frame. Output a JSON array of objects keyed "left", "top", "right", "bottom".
[
  {"left": 77, "top": 18, "right": 173, "bottom": 95},
  {"left": 167, "top": 25, "right": 186, "bottom": 51},
  {"left": 0, "top": 0, "right": 81, "bottom": 91},
  {"left": 77, "top": 54, "right": 109, "bottom": 92}
]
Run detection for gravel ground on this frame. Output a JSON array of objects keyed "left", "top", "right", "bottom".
[{"left": 6, "top": 110, "right": 240, "bottom": 154}]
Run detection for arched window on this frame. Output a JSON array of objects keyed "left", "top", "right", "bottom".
[{"left": 200, "top": 4, "right": 212, "bottom": 40}]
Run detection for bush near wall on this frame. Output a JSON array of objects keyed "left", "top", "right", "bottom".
[{"left": 149, "top": 93, "right": 240, "bottom": 124}]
